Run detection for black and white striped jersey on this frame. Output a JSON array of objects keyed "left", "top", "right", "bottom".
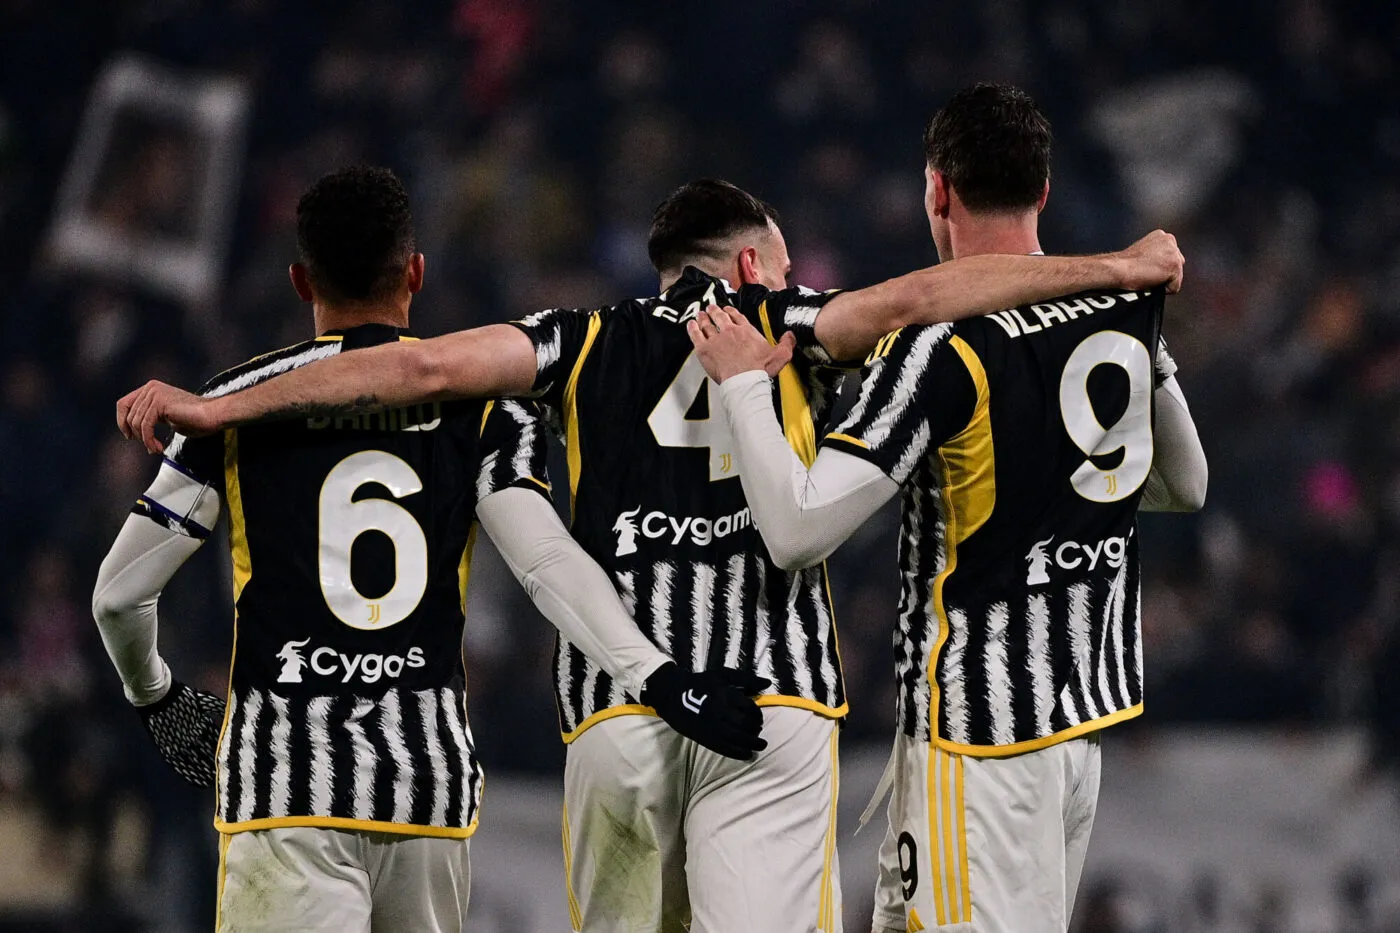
[
  {"left": 144, "top": 323, "right": 551, "bottom": 836},
  {"left": 510, "top": 267, "right": 849, "bottom": 739},
  {"left": 825, "top": 288, "right": 1164, "bottom": 754}
]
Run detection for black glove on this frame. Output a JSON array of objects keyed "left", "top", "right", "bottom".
[
  {"left": 641, "top": 662, "right": 770, "bottom": 760},
  {"left": 137, "top": 680, "right": 226, "bottom": 788}
]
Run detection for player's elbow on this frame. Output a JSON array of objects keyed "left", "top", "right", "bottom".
[
  {"left": 403, "top": 342, "right": 454, "bottom": 400},
  {"left": 1158, "top": 465, "right": 1208, "bottom": 512},
  {"left": 766, "top": 536, "right": 829, "bottom": 572},
  {"left": 1175, "top": 446, "right": 1209, "bottom": 512},
  {"left": 1178, "top": 468, "right": 1208, "bottom": 512}
]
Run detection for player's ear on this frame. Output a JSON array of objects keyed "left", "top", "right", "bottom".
[
  {"left": 736, "top": 245, "right": 761, "bottom": 286},
  {"left": 289, "top": 263, "right": 315, "bottom": 302},
  {"left": 1036, "top": 180, "right": 1050, "bottom": 214},
  {"left": 931, "top": 169, "right": 952, "bottom": 218},
  {"left": 406, "top": 253, "right": 425, "bottom": 295}
]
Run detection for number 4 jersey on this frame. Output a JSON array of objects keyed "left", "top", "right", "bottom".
[
  {"left": 825, "top": 288, "right": 1164, "bottom": 754},
  {"left": 510, "top": 267, "right": 849, "bottom": 740},
  {"left": 145, "top": 323, "right": 551, "bottom": 836}
]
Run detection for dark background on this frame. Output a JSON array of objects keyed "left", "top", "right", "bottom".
[{"left": 0, "top": 0, "right": 1397, "bottom": 930}]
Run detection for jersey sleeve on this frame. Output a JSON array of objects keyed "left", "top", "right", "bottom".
[
  {"left": 744, "top": 284, "right": 847, "bottom": 367},
  {"left": 1154, "top": 334, "right": 1178, "bottom": 386},
  {"left": 508, "top": 307, "right": 598, "bottom": 410},
  {"left": 822, "top": 324, "right": 977, "bottom": 486},
  {"left": 475, "top": 399, "right": 553, "bottom": 503},
  {"left": 131, "top": 430, "right": 224, "bottom": 538}
]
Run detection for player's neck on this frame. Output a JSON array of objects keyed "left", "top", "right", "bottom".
[
  {"left": 658, "top": 259, "right": 735, "bottom": 293},
  {"left": 313, "top": 301, "right": 411, "bottom": 336},
  {"left": 947, "top": 213, "right": 1041, "bottom": 260}
]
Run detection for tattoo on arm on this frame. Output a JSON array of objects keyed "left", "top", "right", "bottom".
[{"left": 252, "top": 394, "right": 384, "bottom": 423}]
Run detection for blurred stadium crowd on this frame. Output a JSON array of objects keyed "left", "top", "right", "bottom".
[{"left": 0, "top": 0, "right": 1398, "bottom": 930}]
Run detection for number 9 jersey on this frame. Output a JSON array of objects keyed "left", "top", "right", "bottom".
[
  {"left": 149, "top": 323, "right": 552, "bottom": 837},
  {"left": 824, "top": 288, "right": 1165, "bottom": 754}
]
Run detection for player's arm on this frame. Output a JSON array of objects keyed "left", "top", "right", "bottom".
[
  {"left": 92, "top": 453, "right": 228, "bottom": 786},
  {"left": 477, "top": 490, "right": 670, "bottom": 693},
  {"left": 813, "top": 230, "right": 1185, "bottom": 363},
  {"left": 692, "top": 307, "right": 968, "bottom": 570},
  {"left": 1140, "top": 341, "right": 1207, "bottom": 512},
  {"left": 471, "top": 399, "right": 767, "bottom": 759},
  {"left": 117, "top": 324, "right": 538, "bottom": 454},
  {"left": 478, "top": 490, "right": 766, "bottom": 759}
]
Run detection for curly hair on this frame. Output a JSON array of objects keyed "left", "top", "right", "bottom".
[{"left": 295, "top": 166, "right": 416, "bottom": 303}]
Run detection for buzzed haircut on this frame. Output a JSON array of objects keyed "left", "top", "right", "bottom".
[
  {"left": 296, "top": 166, "right": 416, "bottom": 304},
  {"left": 924, "top": 83, "right": 1052, "bottom": 213},
  {"left": 647, "top": 179, "right": 781, "bottom": 275}
]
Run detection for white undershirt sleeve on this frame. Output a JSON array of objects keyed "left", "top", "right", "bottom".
[
  {"left": 718, "top": 370, "right": 900, "bottom": 571},
  {"left": 92, "top": 463, "right": 222, "bottom": 706},
  {"left": 1141, "top": 374, "right": 1208, "bottom": 512},
  {"left": 476, "top": 487, "right": 672, "bottom": 696}
]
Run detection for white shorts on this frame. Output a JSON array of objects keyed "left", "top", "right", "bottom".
[
  {"left": 562, "top": 706, "right": 842, "bottom": 933},
  {"left": 871, "top": 734, "right": 1100, "bottom": 933},
  {"left": 216, "top": 827, "right": 471, "bottom": 933}
]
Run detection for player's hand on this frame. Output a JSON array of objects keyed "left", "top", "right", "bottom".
[
  {"left": 1113, "top": 229, "right": 1185, "bottom": 294},
  {"left": 136, "top": 680, "right": 226, "bottom": 788},
  {"left": 640, "top": 662, "right": 770, "bottom": 760},
  {"left": 687, "top": 305, "right": 797, "bottom": 383},
  {"left": 118, "top": 381, "right": 221, "bottom": 454}
]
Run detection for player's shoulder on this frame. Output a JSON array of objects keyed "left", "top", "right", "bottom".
[
  {"left": 868, "top": 321, "right": 957, "bottom": 365},
  {"left": 197, "top": 336, "right": 343, "bottom": 398}
]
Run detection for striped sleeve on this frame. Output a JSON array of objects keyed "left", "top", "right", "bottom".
[
  {"left": 823, "top": 324, "right": 976, "bottom": 485},
  {"left": 746, "top": 284, "right": 846, "bottom": 367},
  {"left": 475, "top": 399, "right": 552, "bottom": 503},
  {"left": 508, "top": 307, "right": 596, "bottom": 410}
]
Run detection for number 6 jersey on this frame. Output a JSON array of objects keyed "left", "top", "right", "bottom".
[
  {"left": 824, "top": 288, "right": 1164, "bottom": 754},
  {"left": 144, "top": 323, "right": 551, "bottom": 836}
]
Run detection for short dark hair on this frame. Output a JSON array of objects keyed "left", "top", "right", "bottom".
[
  {"left": 296, "top": 166, "right": 416, "bottom": 303},
  {"left": 647, "top": 179, "right": 780, "bottom": 274},
  {"left": 924, "top": 84, "right": 1052, "bottom": 213}
]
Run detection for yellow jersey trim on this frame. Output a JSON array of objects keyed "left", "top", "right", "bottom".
[
  {"left": 214, "top": 814, "right": 479, "bottom": 839},
  {"left": 940, "top": 749, "right": 961, "bottom": 922},
  {"left": 755, "top": 696, "right": 848, "bottom": 718},
  {"left": 224, "top": 430, "right": 252, "bottom": 604},
  {"left": 560, "top": 704, "right": 657, "bottom": 742},
  {"left": 459, "top": 523, "right": 478, "bottom": 615},
  {"left": 817, "top": 727, "right": 840, "bottom": 932},
  {"left": 758, "top": 300, "right": 817, "bottom": 466},
  {"left": 955, "top": 754, "right": 971, "bottom": 919},
  {"left": 561, "top": 802, "right": 583, "bottom": 930},
  {"left": 927, "top": 337, "right": 995, "bottom": 748},
  {"left": 215, "top": 832, "right": 230, "bottom": 931},
  {"left": 932, "top": 703, "right": 1143, "bottom": 758},
  {"left": 214, "top": 428, "right": 249, "bottom": 820},
  {"left": 524, "top": 475, "right": 551, "bottom": 493},
  {"left": 563, "top": 312, "right": 603, "bottom": 519},
  {"left": 868, "top": 329, "right": 902, "bottom": 363},
  {"left": 824, "top": 432, "right": 870, "bottom": 449},
  {"left": 479, "top": 399, "right": 495, "bottom": 435},
  {"left": 558, "top": 696, "right": 849, "bottom": 743},
  {"left": 313, "top": 335, "right": 345, "bottom": 343},
  {"left": 926, "top": 747, "right": 946, "bottom": 925}
]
